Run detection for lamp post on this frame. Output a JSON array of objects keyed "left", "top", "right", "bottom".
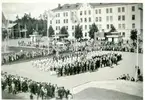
[{"left": 137, "top": 4, "right": 143, "bottom": 67}]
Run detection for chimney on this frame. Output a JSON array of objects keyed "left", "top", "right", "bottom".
[{"left": 58, "top": 4, "right": 61, "bottom": 8}]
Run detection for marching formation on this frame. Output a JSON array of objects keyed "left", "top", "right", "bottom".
[
  {"left": 1, "top": 71, "right": 73, "bottom": 100},
  {"left": 32, "top": 51, "right": 122, "bottom": 76}
]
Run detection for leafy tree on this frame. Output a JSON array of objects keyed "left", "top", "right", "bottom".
[
  {"left": 48, "top": 25, "right": 54, "bottom": 37},
  {"left": 88, "top": 23, "right": 99, "bottom": 39},
  {"left": 59, "top": 26, "right": 68, "bottom": 37},
  {"left": 109, "top": 24, "right": 116, "bottom": 32},
  {"left": 14, "top": 13, "right": 47, "bottom": 38},
  {"left": 74, "top": 24, "right": 83, "bottom": 39},
  {"left": 130, "top": 29, "right": 137, "bottom": 47},
  {"left": 130, "top": 29, "right": 137, "bottom": 41}
]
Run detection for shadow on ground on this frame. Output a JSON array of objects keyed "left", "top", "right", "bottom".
[{"left": 73, "top": 87, "right": 143, "bottom": 100}]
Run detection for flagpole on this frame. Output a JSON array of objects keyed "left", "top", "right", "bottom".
[
  {"left": 47, "top": 10, "right": 49, "bottom": 54},
  {"left": 7, "top": 20, "right": 9, "bottom": 52}
]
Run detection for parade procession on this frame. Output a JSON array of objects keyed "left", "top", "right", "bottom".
[
  {"left": 1, "top": 3, "right": 143, "bottom": 100},
  {"left": 32, "top": 51, "right": 122, "bottom": 76}
]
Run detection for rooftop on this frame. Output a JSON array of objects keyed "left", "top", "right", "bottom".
[{"left": 52, "top": 3, "right": 138, "bottom": 12}]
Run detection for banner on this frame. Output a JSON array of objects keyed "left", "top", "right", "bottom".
[{"left": 70, "top": 11, "right": 80, "bottom": 24}]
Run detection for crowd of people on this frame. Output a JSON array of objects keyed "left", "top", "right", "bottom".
[
  {"left": 32, "top": 51, "right": 122, "bottom": 76},
  {"left": 1, "top": 71, "right": 73, "bottom": 99},
  {"left": 2, "top": 50, "right": 49, "bottom": 65},
  {"left": 117, "top": 66, "right": 143, "bottom": 82}
]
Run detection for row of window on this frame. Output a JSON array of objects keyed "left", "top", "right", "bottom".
[
  {"left": 56, "top": 12, "right": 68, "bottom": 17},
  {"left": 64, "top": 19, "right": 68, "bottom": 23},
  {"left": 56, "top": 26, "right": 68, "bottom": 30},
  {"left": 106, "top": 16, "right": 113, "bottom": 22},
  {"left": 55, "top": 6, "right": 136, "bottom": 18},
  {"left": 106, "top": 8, "right": 113, "bottom": 13},
  {"left": 53, "top": 15, "right": 135, "bottom": 24},
  {"left": 118, "top": 7, "right": 125, "bottom": 13},
  {"left": 80, "top": 10, "right": 91, "bottom": 15},
  {"left": 56, "top": 20, "right": 60, "bottom": 24},
  {"left": 80, "top": 17, "right": 92, "bottom": 22},
  {"left": 118, "top": 24, "right": 126, "bottom": 29},
  {"left": 118, "top": 15, "right": 125, "bottom": 21},
  {"left": 56, "top": 23, "right": 135, "bottom": 31},
  {"left": 95, "top": 9, "right": 101, "bottom": 14},
  {"left": 96, "top": 17, "right": 102, "bottom": 22}
]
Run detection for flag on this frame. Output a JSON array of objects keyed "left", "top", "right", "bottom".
[
  {"left": 2, "top": 12, "right": 9, "bottom": 29},
  {"left": 48, "top": 10, "right": 56, "bottom": 20},
  {"left": 70, "top": 11, "right": 80, "bottom": 24}
]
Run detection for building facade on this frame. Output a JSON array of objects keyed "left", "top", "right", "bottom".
[{"left": 47, "top": 3, "right": 143, "bottom": 40}]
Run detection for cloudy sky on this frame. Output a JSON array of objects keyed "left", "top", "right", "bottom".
[{"left": 2, "top": 3, "right": 62, "bottom": 21}]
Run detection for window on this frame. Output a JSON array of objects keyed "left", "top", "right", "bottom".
[
  {"left": 63, "top": 19, "right": 65, "bottom": 23},
  {"left": 72, "top": 32, "right": 75, "bottom": 36},
  {"left": 84, "top": 11, "right": 86, "bottom": 15},
  {"left": 132, "top": 6, "right": 135, "bottom": 11},
  {"left": 99, "top": 17, "right": 102, "bottom": 22},
  {"left": 110, "top": 16, "right": 113, "bottom": 21},
  {"left": 50, "top": 20, "right": 52, "bottom": 24},
  {"left": 80, "top": 11, "right": 82, "bottom": 15},
  {"left": 58, "top": 13, "right": 60, "bottom": 17},
  {"left": 122, "top": 24, "right": 125, "bottom": 29},
  {"left": 122, "top": 7, "right": 125, "bottom": 12},
  {"left": 63, "top": 12, "right": 65, "bottom": 17},
  {"left": 132, "top": 15, "right": 135, "bottom": 20},
  {"left": 56, "top": 26, "right": 57, "bottom": 30},
  {"left": 106, "top": 16, "right": 109, "bottom": 21},
  {"left": 89, "top": 17, "right": 91, "bottom": 22},
  {"left": 85, "top": 25, "right": 87, "bottom": 30},
  {"left": 72, "top": 26, "right": 74, "bottom": 30},
  {"left": 80, "top": 18, "right": 83, "bottom": 22},
  {"left": 99, "top": 9, "right": 101, "bottom": 14},
  {"left": 96, "top": 10, "right": 98, "bottom": 14},
  {"left": 99, "top": 24, "right": 102, "bottom": 29},
  {"left": 106, "top": 8, "right": 109, "bottom": 13},
  {"left": 118, "top": 15, "right": 121, "bottom": 21},
  {"left": 81, "top": 25, "right": 83, "bottom": 29},
  {"left": 85, "top": 32, "right": 87, "bottom": 36},
  {"left": 88, "top": 10, "right": 91, "bottom": 15},
  {"left": 84, "top": 18, "right": 87, "bottom": 22},
  {"left": 71, "top": 12, "right": 74, "bottom": 15},
  {"left": 56, "top": 20, "right": 57, "bottom": 24},
  {"left": 89, "top": 25, "right": 91, "bottom": 29},
  {"left": 96, "top": 17, "right": 98, "bottom": 22},
  {"left": 122, "top": 32, "right": 125, "bottom": 37},
  {"left": 132, "top": 23, "right": 135, "bottom": 28},
  {"left": 118, "top": 24, "right": 121, "bottom": 29},
  {"left": 66, "top": 26, "right": 68, "bottom": 30},
  {"left": 107, "top": 24, "right": 109, "bottom": 29},
  {"left": 118, "top": 7, "right": 121, "bottom": 12},
  {"left": 122, "top": 15, "right": 125, "bottom": 20},
  {"left": 66, "top": 12, "right": 68, "bottom": 16},
  {"left": 110, "top": 8, "right": 112, "bottom": 13},
  {"left": 66, "top": 19, "right": 68, "bottom": 23}
]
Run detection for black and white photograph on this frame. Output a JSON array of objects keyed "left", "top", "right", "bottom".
[{"left": 1, "top": 1, "right": 143, "bottom": 100}]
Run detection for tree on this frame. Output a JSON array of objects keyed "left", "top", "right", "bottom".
[
  {"left": 48, "top": 25, "right": 54, "bottom": 37},
  {"left": 60, "top": 26, "right": 68, "bottom": 37},
  {"left": 130, "top": 29, "right": 137, "bottom": 47},
  {"left": 74, "top": 24, "right": 83, "bottom": 39},
  {"left": 88, "top": 23, "right": 99, "bottom": 39},
  {"left": 109, "top": 24, "right": 116, "bottom": 32}
]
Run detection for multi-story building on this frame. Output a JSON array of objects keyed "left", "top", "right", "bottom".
[{"left": 47, "top": 3, "right": 143, "bottom": 40}]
